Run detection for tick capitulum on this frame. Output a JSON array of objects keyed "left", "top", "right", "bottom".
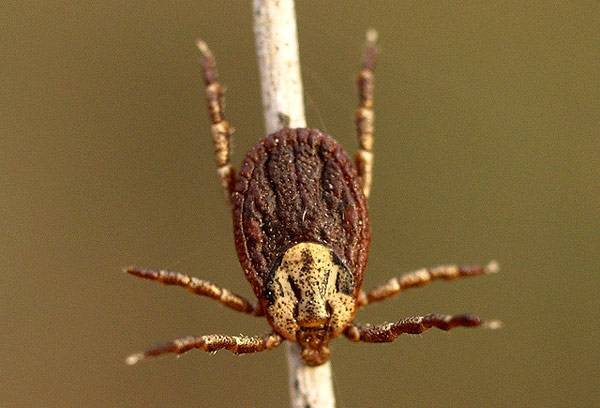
[{"left": 125, "top": 30, "right": 499, "bottom": 367}]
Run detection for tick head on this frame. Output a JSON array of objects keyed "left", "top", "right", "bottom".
[{"left": 265, "top": 242, "right": 356, "bottom": 364}]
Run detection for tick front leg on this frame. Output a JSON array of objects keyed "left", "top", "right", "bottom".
[
  {"left": 126, "top": 332, "right": 282, "bottom": 365},
  {"left": 344, "top": 313, "right": 500, "bottom": 343},
  {"left": 354, "top": 29, "right": 377, "bottom": 198},
  {"left": 358, "top": 261, "right": 499, "bottom": 307},
  {"left": 197, "top": 40, "right": 236, "bottom": 202},
  {"left": 126, "top": 267, "right": 263, "bottom": 315}
]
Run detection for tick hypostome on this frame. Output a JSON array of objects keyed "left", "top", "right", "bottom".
[{"left": 126, "top": 30, "right": 500, "bottom": 367}]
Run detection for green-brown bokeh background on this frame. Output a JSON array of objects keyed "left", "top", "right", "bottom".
[{"left": 3, "top": 1, "right": 598, "bottom": 407}]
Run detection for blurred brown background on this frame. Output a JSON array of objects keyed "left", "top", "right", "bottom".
[{"left": 2, "top": 1, "right": 598, "bottom": 407}]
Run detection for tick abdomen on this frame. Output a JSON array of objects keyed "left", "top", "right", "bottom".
[{"left": 233, "top": 128, "right": 371, "bottom": 302}]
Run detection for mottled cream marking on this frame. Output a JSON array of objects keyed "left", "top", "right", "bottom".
[{"left": 267, "top": 242, "right": 355, "bottom": 341}]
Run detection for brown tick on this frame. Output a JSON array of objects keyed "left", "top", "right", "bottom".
[{"left": 126, "top": 31, "right": 499, "bottom": 367}]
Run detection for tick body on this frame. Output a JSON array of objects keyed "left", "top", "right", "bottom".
[
  {"left": 234, "top": 128, "right": 369, "bottom": 364},
  {"left": 126, "top": 30, "right": 499, "bottom": 367}
]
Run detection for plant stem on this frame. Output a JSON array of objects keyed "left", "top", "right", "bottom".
[{"left": 252, "top": 1, "right": 336, "bottom": 407}]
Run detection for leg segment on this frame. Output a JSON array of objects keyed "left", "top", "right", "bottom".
[
  {"left": 126, "top": 267, "right": 263, "bottom": 315},
  {"left": 197, "top": 40, "right": 236, "bottom": 201},
  {"left": 126, "top": 332, "right": 282, "bottom": 365},
  {"left": 358, "top": 261, "right": 499, "bottom": 307},
  {"left": 344, "top": 313, "right": 497, "bottom": 343},
  {"left": 355, "top": 29, "right": 378, "bottom": 198}
]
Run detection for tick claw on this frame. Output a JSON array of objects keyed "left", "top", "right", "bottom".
[
  {"left": 195, "top": 39, "right": 211, "bottom": 57},
  {"left": 366, "top": 28, "right": 378, "bottom": 44},
  {"left": 482, "top": 320, "right": 503, "bottom": 330},
  {"left": 125, "top": 353, "right": 144, "bottom": 365},
  {"left": 485, "top": 260, "right": 500, "bottom": 274}
]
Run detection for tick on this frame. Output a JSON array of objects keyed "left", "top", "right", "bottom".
[{"left": 126, "top": 31, "right": 499, "bottom": 367}]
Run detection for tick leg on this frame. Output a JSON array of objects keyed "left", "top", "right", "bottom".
[
  {"left": 344, "top": 313, "right": 500, "bottom": 343},
  {"left": 197, "top": 40, "right": 236, "bottom": 202},
  {"left": 358, "top": 261, "right": 499, "bottom": 307},
  {"left": 126, "top": 267, "right": 263, "bottom": 315},
  {"left": 126, "top": 332, "right": 282, "bottom": 365},
  {"left": 354, "top": 29, "right": 378, "bottom": 198}
]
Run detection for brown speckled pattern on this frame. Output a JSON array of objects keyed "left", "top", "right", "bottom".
[{"left": 232, "top": 128, "right": 371, "bottom": 306}]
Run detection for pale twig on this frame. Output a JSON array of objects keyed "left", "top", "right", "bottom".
[{"left": 252, "top": 1, "right": 335, "bottom": 407}]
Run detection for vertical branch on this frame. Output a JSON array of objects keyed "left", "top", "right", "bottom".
[
  {"left": 252, "top": 1, "right": 336, "bottom": 408},
  {"left": 253, "top": 0, "right": 305, "bottom": 131}
]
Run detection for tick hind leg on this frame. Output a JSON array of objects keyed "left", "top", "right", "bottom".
[
  {"left": 344, "top": 313, "right": 501, "bottom": 343},
  {"left": 197, "top": 40, "right": 236, "bottom": 202},
  {"left": 126, "top": 267, "right": 263, "bottom": 315},
  {"left": 358, "top": 261, "right": 499, "bottom": 307},
  {"left": 126, "top": 332, "right": 282, "bottom": 365},
  {"left": 354, "top": 29, "right": 378, "bottom": 198}
]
